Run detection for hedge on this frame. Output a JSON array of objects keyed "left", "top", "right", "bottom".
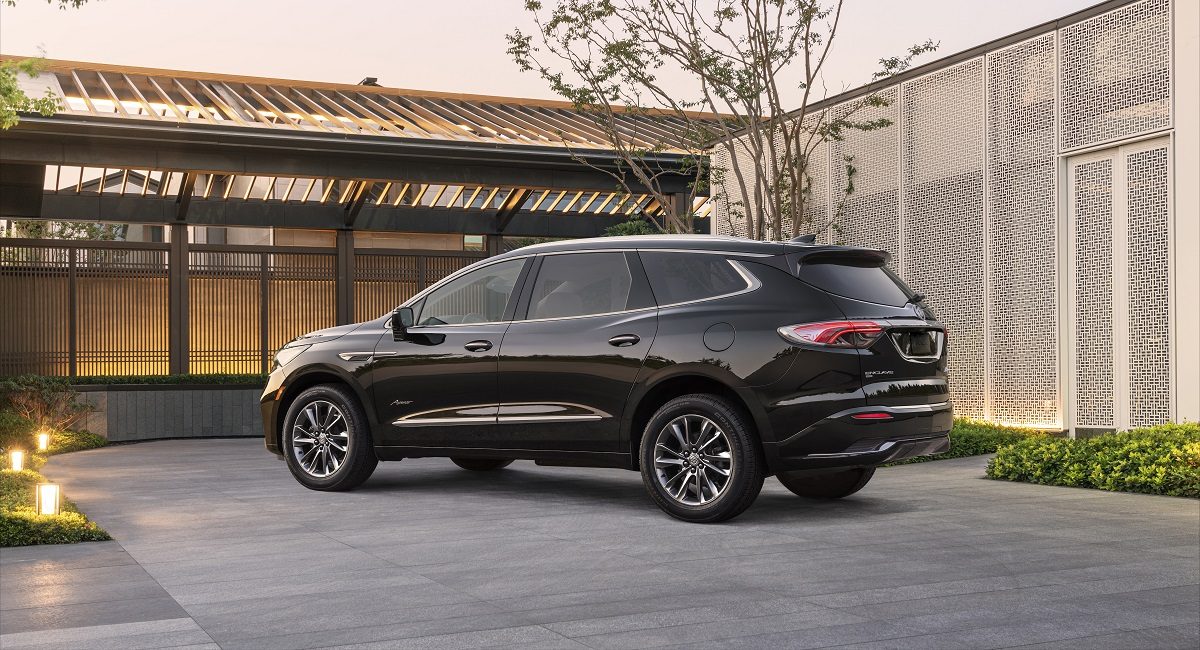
[
  {"left": 986, "top": 423, "right": 1200, "bottom": 498},
  {"left": 69, "top": 373, "right": 268, "bottom": 386},
  {"left": 885, "top": 418, "right": 1047, "bottom": 465}
]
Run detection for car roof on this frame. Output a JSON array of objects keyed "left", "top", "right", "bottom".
[{"left": 493, "top": 235, "right": 869, "bottom": 258}]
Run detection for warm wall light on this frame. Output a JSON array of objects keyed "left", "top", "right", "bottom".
[
  {"left": 37, "top": 433, "right": 50, "bottom": 452},
  {"left": 36, "top": 483, "right": 61, "bottom": 516},
  {"left": 8, "top": 450, "right": 23, "bottom": 472}
]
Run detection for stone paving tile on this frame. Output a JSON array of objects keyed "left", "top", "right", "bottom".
[
  {"left": 0, "top": 439, "right": 1192, "bottom": 650},
  {"left": 0, "top": 617, "right": 212, "bottom": 650}
]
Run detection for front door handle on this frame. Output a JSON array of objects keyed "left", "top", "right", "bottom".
[
  {"left": 608, "top": 334, "right": 641, "bottom": 347},
  {"left": 464, "top": 340, "right": 493, "bottom": 352}
]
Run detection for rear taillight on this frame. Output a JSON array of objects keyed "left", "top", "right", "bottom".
[{"left": 777, "top": 320, "right": 885, "bottom": 349}]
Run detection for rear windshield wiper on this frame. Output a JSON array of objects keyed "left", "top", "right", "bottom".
[{"left": 905, "top": 292, "right": 926, "bottom": 306}]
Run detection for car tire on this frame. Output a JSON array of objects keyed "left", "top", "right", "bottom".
[
  {"left": 639, "top": 394, "right": 764, "bottom": 523},
  {"left": 282, "top": 384, "right": 378, "bottom": 491},
  {"left": 450, "top": 458, "right": 514, "bottom": 471},
  {"left": 777, "top": 467, "right": 875, "bottom": 499}
]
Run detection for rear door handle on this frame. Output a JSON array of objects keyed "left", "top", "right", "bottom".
[
  {"left": 464, "top": 340, "right": 492, "bottom": 352},
  {"left": 608, "top": 334, "right": 641, "bottom": 347}
]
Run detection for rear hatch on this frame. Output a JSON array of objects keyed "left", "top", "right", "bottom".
[{"left": 789, "top": 250, "right": 948, "bottom": 407}]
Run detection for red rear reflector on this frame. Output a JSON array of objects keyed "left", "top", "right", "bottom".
[
  {"left": 778, "top": 320, "right": 885, "bottom": 349},
  {"left": 851, "top": 412, "right": 894, "bottom": 421}
]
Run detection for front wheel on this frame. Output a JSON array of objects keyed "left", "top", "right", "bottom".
[
  {"left": 450, "top": 458, "right": 514, "bottom": 471},
  {"left": 777, "top": 467, "right": 875, "bottom": 499},
  {"left": 282, "top": 384, "right": 378, "bottom": 491},
  {"left": 639, "top": 394, "right": 764, "bottom": 523}
]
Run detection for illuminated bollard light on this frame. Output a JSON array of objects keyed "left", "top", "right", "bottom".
[
  {"left": 37, "top": 432, "right": 50, "bottom": 452},
  {"left": 8, "top": 450, "right": 23, "bottom": 472},
  {"left": 36, "top": 483, "right": 61, "bottom": 516}
]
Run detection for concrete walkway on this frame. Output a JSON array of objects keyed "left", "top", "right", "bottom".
[{"left": 2, "top": 439, "right": 1197, "bottom": 649}]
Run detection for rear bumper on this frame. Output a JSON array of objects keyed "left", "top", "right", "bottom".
[{"left": 763, "top": 401, "right": 953, "bottom": 473}]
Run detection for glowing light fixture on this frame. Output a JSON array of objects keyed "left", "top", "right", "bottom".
[
  {"left": 36, "top": 483, "right": 61, "bottom": 516},
  {"left": 37, "top": 432, "right": 50, "bottom": 452},
  {"left": 8, "top": 450, "right": 24, "bottom": 472}
]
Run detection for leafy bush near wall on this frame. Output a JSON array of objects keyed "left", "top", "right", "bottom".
[
  {"left": 885, "top": 418, "right": 1048, "bottom": 465},
  {"left": 986, "top": 423, "right": 1200, "bottom": 498},
  {"left": 0, "top": 410, "right": 37, "bottom": 454},
  {"left": 0, "top": 375, "right": 90, "bottom": 433},
  {"left": 70, "top": 374, "right": 268, "bottom": 386}
]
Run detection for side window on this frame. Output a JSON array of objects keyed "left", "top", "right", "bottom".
[
  {"left": 638, "top": 252, "right": 749, "bottom": 305},
  {"left": 527, "top": 252, "right": 633, "bottom": 320},
  {"left": 416, "top": 258, "right": 525, "bottom": 326}
]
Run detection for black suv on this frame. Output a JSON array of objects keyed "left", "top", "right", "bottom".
[{"left": 261, "top": 235, "right": 951, "bottom": 522}]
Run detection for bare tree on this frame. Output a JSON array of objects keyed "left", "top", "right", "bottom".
[{"left": 509, "top": 0, "right": 935, "bottom": 239}]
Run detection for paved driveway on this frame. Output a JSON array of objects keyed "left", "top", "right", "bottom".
[{"left": 2, "top": 439, "right": 1197, "bottom": 649}]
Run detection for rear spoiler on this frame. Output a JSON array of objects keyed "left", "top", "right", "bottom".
[{"left": 786, "top": 247, "right": 892, "bottom": 269}]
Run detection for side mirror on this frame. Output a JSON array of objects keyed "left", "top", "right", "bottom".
[{"left": 392, "top": 306, "right": 414, "bottom": 341}]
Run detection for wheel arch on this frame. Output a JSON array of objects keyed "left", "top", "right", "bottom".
[
  {"left": 274, "top": 366, "right": 375, "bottom": 452},
  {"left": 624, "top": 368, "right": 768, "bottom": 469}
]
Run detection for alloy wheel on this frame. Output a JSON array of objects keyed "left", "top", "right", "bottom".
[
  {"left": 653, "top": 414, "right": 733, "bottom": 506},
  {"left": 291, "top": 399, "right": 349, "bottom": 478}
]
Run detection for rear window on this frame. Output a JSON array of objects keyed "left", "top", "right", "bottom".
[
  {"left": 797, "top": 259, "right": 912, "bottom": 307},
  {"left": 639, "top": 252, "right": 749, "bottom": 305}
]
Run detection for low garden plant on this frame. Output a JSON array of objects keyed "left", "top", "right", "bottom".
[
  {"left": 885, "top": 418, "right": 1047, "bottom": 465},
  {"left": 986, "top": 423, "right": 1200, "bottom": 498},
  {"left": 1, "top": 376, "right": 110, "bottom": 547}
]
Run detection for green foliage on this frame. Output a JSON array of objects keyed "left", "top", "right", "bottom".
[
  {"left": 7, "top": 220, "right": 129, "bottom": 240},
  {"left": 886, "top": 418, "right": 1047, "bottom": 466},
  {"left": 603, "top": 219, "right": 662, "bottom": 237},
  {"left": 986, "top": 423, "right": 1200, "bottom": 498},
  {"left": 0, "top": 410, "right": 37, "bottom": 454},
  {"left": 0, "top": 375, "right": 90, "bottom": 433},
  {"left": 0, "top": 469, "right": 109, "bottom": 547},
  {"left": 45, "top": 428, "right": 106, "bottom": 455},
  {"left": 70, "top": 373, "right": 269, "bottom": 386},
  {"left": 0, "top": 58, "right": 60, "bottom": 130}
]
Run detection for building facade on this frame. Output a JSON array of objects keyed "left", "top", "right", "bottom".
[{"left": 713, "top": 0, "right": 1198, "bottom": 434}]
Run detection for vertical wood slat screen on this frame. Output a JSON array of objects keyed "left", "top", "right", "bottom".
[
  {"left": 0, "top": 242, "right": 170, "bottom": 376},
  {"left": 353, "top": 252, "right": 485, "bottom": 322},
  {"left": 0, "top": 240, "right": 483, "bottom": 377}
]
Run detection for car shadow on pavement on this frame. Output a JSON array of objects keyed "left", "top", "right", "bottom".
[{"left": 350, "top": 461, "right": 920, "bottom": 522}]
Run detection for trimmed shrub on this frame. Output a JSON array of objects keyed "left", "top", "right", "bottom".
[
  {"left": 70, "top": 373, "right": 267, "bottom": 386},
  {"left": 986, "top": 423, "right": 1200, "bottom": 498},
  {"left": 886, "top": 418, "right": 1047, "bottom": 465}
]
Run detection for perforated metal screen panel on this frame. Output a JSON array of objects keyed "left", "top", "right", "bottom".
[
  {"left": 1073, "top": 159, "right": 1115, "bottom": 428},
  {"left": 986, "top": 34, "right": 1059, "bottom": 426},
  {"left": 1059, "top": 0, "right": 1171, "bottom": 151},
  {"left": 1126, "top": 146, "right": 1171, "bottom": 427},
  {"left": 902, "top": 60, "right": 987, "bottom": 419},
  {"left": 709, "top": 0, "right": 1179, "bottom": 431},
  {"left": 830, "top": 90, "right": 899, "bottom": 261}
]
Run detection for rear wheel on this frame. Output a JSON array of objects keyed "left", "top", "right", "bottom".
[
  {"left": 282, "top": 384, "right": 378, "bottom": 491},
  {"left": 639, "top": 394, "right": 764, "bottom": 523},
  {"left": 450, "top": 458, "right": 514, "bottom": 471},
  {"left": 777, "top": 467, "right": 875, "bottom": 499}
]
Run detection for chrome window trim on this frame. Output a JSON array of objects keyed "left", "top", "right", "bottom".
[{"left": 387, "top": 251, "right": 762, "bottom": 329}]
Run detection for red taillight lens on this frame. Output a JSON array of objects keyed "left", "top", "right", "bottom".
[{"left": 778, "top": 320, "right": 885, "bottom": 349}]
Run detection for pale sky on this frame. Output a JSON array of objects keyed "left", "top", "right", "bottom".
[{"left": 1, "top": 0, "right": 1099, "bottom": 106}]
